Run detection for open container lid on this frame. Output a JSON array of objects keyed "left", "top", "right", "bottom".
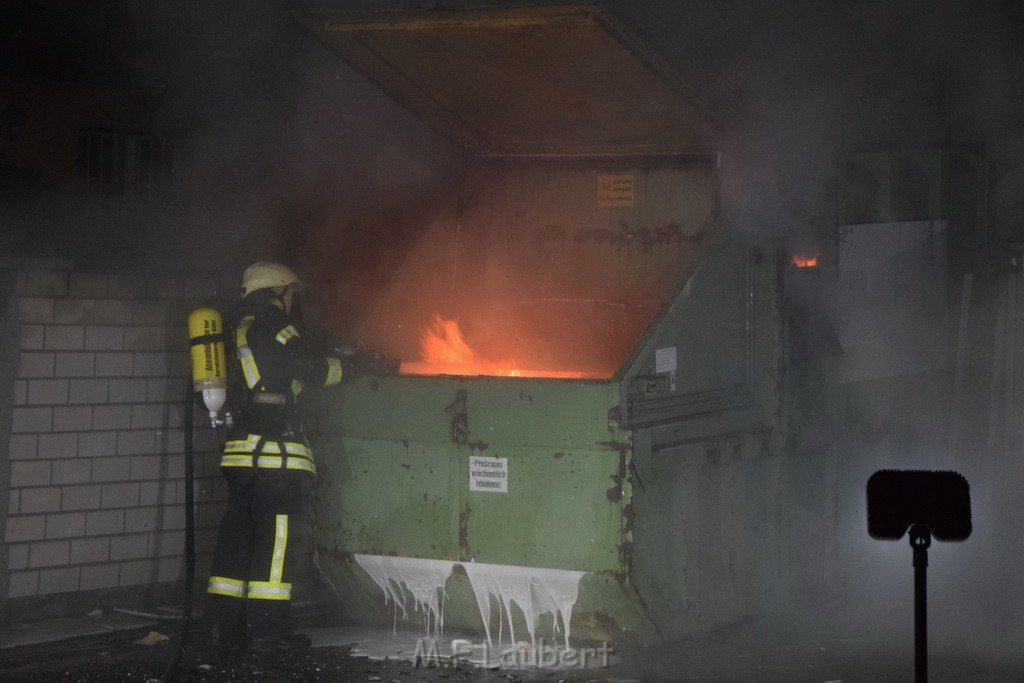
[
  {"left": 295, "top": 4, "right": 723, "bottom": 380},
  {"left": 293, "top": 3, "right": 718, "bottom": 157}
]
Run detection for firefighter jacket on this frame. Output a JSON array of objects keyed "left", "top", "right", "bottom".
[{"left": 219, "top": 294, "right": 343, "bottom": 477}]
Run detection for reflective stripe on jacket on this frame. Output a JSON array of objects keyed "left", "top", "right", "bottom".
[{"left": 221, "top": 435, "right": 316, "bottom": 475}]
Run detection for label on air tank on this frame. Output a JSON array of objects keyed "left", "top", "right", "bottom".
[{"left": 470, "top": 456, "right": 508, "bottom": 493}]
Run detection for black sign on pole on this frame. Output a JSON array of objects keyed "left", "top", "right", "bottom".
[{"left": 867, "top": 470, "right": 972, "bottom": 683}]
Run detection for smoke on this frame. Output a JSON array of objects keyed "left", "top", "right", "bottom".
[
  {"left": 607, "top": 0, "right": 1023, "bottom": 242},
  {"left": 601, "top": 0, "right": 1024, "bottom": 669},
  {"left": 2, "top": 1, "right": 460, "bottom": 279},
  {"left": 6, "top": 0, "right": 1021, "bottom": 265}
]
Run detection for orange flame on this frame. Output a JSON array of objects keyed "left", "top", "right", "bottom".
[
  {"left": 791, "top": 252, "right": 819, "bottom": 268},
  {"left": 399, "top": 314, "right": 594, "bottom": 379},
  {"left": 421, "top": 315, "right": 481, "bottom": 366}
]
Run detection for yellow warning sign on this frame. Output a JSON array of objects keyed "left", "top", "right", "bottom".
[{"left": 597, "top": 174, "right": 634, "bottom": 207}]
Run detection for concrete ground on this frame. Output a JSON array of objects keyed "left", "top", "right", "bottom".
[{"left": 1, "top": 603, "right": 1023, "bottom": 682}]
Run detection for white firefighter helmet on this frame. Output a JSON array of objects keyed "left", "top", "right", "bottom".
[{"left": 241, "top": 261, "right": 303, "bottom": 297}]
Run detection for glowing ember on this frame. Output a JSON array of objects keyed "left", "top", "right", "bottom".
[
  {"left": 791, "top": 253, "right": 819, "bottom": 268},
  {"left": 400, "top": 314, "right": 596, "bottom": 378}
]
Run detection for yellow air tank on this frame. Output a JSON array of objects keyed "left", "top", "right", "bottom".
[{"left": 187, "top": 307, "right": 228, "bottom": 423}]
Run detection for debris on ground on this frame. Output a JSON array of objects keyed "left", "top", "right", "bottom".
[{"left": 134, "top": 631, "right": 172, "bottom": 646}]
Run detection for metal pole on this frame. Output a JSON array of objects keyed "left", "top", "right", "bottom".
[
  {"left": 910, "top": 524, "right": 931, "bottom": 683},
  {"left": 162, "top": 388, "right": 195, "bottom": 683}
]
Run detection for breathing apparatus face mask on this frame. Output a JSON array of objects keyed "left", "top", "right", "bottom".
[
  {"left": 250, "top": 283, "right": 302, "bottom": 317},
  {"left": 281, "top": 284, "right": 301, "bottom": 318}
]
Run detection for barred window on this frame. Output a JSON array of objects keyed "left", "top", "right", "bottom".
[{"left": 77, "top": 129, "right": 176, "bottom": 195}]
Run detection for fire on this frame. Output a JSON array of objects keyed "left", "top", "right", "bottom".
[
  {"left": 400, "top": 314, "right": 594, "bottom": 378},
  {"left": 420, "top": 315, "right": 481, "bottom": 366},
  {"left": 791, "top": 252, "right": 819, "bottom": 268}
]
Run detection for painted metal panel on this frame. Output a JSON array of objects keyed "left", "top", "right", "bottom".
[
  {"left": 621, "top": 234, "right": 782, "bottom": 430},
  {"left": 311, "top": 374, "right": 654, "bottom": 639},
  {"left": 313, "top": 376, "right": 628, "bottom": 566},
  {"left": 316, "top": 375, "right": 622, "bottom": 448},
  {"left": 459, "top": 445, "right": 626, "bottom": 570},
  {"left": 314, "top": 435, "right": 461, "bottom": 559},
  {"left": 630, "top": 436, "right": 782, "bottom": 637},
  {"left": 293, "top": 5, "right": 718, "bottom": 156}
]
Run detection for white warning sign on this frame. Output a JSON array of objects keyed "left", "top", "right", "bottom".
[
  {"left": 655, "top": 346, "right": 677, "bottom": 373},
  {"left": 469, "top": 456, "right": 508, "bottom": 493}
]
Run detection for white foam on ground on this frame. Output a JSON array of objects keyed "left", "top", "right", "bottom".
[
  {"left": 353, "top": 554, "right": 455, "bottom": 639},
  {"left": 352, "top": 554, "right": 586, "bottom": 651},
  {"left": 460, "top": 560, "right": 585, "bottom": 651}
]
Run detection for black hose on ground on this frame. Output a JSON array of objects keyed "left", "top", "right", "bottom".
[{"left": 162, "top": 388, "right": 196, "bottom": 683}]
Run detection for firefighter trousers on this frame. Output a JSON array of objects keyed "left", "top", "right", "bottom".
[{"left": 205, "top": 466, "right": 312, "bottom": 642}]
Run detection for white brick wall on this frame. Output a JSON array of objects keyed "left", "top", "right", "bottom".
[{"left": 4, "top": 267, "right": 227, "bottom": 601}]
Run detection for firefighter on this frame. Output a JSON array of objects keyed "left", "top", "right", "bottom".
[{"left": 205, "top": 261, "right": 344, "bottom": 653}]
